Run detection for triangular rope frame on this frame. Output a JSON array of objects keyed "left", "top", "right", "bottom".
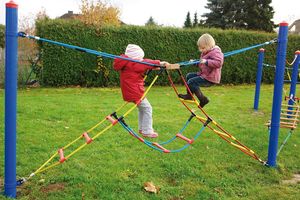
[{"left": 166, "top": 69, "right": 265, "bottom": 163}]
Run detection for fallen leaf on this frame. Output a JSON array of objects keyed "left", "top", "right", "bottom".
[
  {"left": 38, "top": 179, "right": 45, "bottom": 184},
  {"left": 144, "top": 181, "right": 160, "bottom": 193}
]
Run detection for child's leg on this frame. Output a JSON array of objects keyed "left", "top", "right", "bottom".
[
  {"left": 138, "top": 108, "right": 143, "bottom": 132},
  {"left": 186, "top": 72, "right": 198, "bottom": 81},
  {"left": 137, "top": 98, "right": 154, "bottom": 135},
  {"left": 188, "top": 76, "right": 213, "bottom": 107},
  {"left": 187, "top": 76, "right": 212, "bottom": 93},
  {"left": 178, "top": 72, "right": 199, "bottom": 100}
]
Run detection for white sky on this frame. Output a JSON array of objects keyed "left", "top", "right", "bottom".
[{"left": 0, "top": 0, "right": 300, "bottom": 27}]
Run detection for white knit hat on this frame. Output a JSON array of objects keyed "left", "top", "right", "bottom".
[{"left": 125, "top": 44, "right": 145, "bottom": 60}]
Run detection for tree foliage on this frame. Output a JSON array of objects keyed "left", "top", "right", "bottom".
[
  {"left": 145, "top": 16, "right": 158, "bottom": 26},
  {"left": 202, "top": 0, "right": 275, "bottom": 32},
  {"left": 183, "top": 12, "right": 192, "bottom": 28},
  {"left": 193, "top": 12, "right": 199, "bottom": 27},
  {"left": 78, "top": 0, "right": 121, "bottom": 26}
]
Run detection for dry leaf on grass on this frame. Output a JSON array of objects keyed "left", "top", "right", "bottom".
[
  {"left": 282, "top": 174, "right": 300, "bottom": 184},
  {"left": 143, "top": 181, "right": 160, "bottom": 193}
]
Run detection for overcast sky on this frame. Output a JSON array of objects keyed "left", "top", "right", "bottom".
[{"left": 0, "top": 0, "right": 300, "bottom": 27}]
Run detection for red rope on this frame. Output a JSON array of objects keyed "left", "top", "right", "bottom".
[{"left": 166, "top": 69, "right": 264, "bottom": 164}]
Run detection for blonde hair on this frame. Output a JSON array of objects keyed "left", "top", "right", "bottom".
[{"left": 197, "top": 33, "right": 215, "bottom": 50}]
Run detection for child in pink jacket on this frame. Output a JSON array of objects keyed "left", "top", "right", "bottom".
[{"left": 179, "top": 33, "right": 224, "bottom": 107}]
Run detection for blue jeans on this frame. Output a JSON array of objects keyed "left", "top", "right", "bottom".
[{"left": 186, "top": 72, "right": 213, "bottom": 93}]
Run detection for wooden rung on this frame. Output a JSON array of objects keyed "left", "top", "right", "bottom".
[
  {"left": 82, "top": 132, "right": 93, "bottom": 144},
  {"left": 280, "top": 117, "right": 299, "bottom": 122},
  {"left": 280, "top": 121, "right": 298, "bottom": 126},
  {"left": 152, "top": 142, "right": 170, "bottom": 153},
  {"left": 281, "top": 113, "right": 299, "bottom": 117},
  {"left": 281, "top": 108, "right": 298, "bottom": 113},
  {"left": 195, "top": 115, "right": 207, "bottom": 122},
  {"left": 137, "top": 136, "right": 145, "bottom": 143},
  {"left": 281, "top": 104, "right": 300, "bottom": 108},
  {"left": 280, "top": 125, "right": 297, "bottom": 129},
  {"left": 106, "top": 115, "right": 118, "bottom": 125},
  {"left": 266, "top": 122, "right": 297, "bottom": 129},
  {"left": 58, "top": 148, "right": 66, "bottom": 163},
  {"left": 176, "top": 133, "right": 193, "bottom": 144},
  {"left": 179, "top": 98, "right": 198, "bottom": 105}
]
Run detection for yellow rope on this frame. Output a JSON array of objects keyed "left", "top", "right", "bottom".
[
  {"left": 30, "top": 73, "right": 161, "bottom": 176},
  {"left": 230, "top": 142, "right": 255, "bottom": 154},
  {"left": 34, "top": 152, "right": 58, "bottom": 174},
  {"left": 35, "top": 162, "right": 61, "bottom": 174},
  {"left": 286, "top": 68, "right": 291, "bottom": 81},
  {"left": 213, "top": 129, "right": 236, "bottom": 140},
  {"left": 63, "top": 135, "right": 84, "bottom": 150},
  {"left": 65, "top": 143, "right": 88, "bottom": 160},
  {"left": 61, "top": 102, "right": 130, "bottom": 151},
  {"left": 35, "top": 122, "right": 115, "bottom": 175},
  {"left": 179, "top": 98, "right": 199, "bottom": 106},
  {"left": 286, "top": 56, "right": 297, "bottom": 66}
]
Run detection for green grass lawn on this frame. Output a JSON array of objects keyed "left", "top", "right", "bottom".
[{"left": 0, "top": 84, "right": 300, "bottom": 200}]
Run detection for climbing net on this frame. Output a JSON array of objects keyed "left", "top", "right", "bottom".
[{"left": 17, "top": 32, "right": 276, "bottom": 185}]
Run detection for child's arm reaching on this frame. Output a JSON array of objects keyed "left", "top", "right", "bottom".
[
  {"left": 160, "top": 61, "right": 180, "bottom": 70},
  {"left": 200, "top": 51, "right": 224, "bottom": 69},
  {"left": 166, "top": 63, "right": 180, "bottom": 69}
]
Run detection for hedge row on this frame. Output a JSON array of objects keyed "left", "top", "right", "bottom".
[
  {"left": 35, "top": 19, "right": 300, "bottom": 86},
  {"left": 0, "top": 24, "right": 5, "bottom": 48}
]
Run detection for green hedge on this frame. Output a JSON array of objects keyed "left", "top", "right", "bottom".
[
  {"left": 35, "top": 19, "right": 300, "bottom": 86},
  {"left": 0, "top": 24, "right": 4, "bottom": 48}
]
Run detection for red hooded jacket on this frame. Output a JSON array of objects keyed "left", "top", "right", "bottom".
[{"left": 113, "top": 55, "right": 160, "bottom": 103}]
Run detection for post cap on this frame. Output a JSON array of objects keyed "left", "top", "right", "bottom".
[
  {"left": 279, "top": 21, "right": 288, "bottom": 26},
  {"left": 259, "top": 48, "right": 265, "bottom": 52},
  {"left": 6, "top": 1, "right": 18, "bottom": 8},
  {"left": 295, "top": 50, "right": 300, "bottom": 55}
]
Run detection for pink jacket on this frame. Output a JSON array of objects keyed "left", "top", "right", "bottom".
[
  {"left": 113, "top": 55, "right": 160, "bottom": 103},
  {"left": 197, "top": 46, "right": 224, "bottom": 84}
]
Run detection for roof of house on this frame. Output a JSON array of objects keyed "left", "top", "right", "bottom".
[{"left": 59, "top": 11, "right": 80, "bottom": 19}]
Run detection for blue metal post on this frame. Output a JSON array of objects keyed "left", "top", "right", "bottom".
[
  {"left": 267, "top": 22, "right": 289, "bottom": 167},
  {"left": 288, "top": 51, "right": 300, "bottom": 107},
  {"left": 254, "top": 48, "right": 265, "bottom": 110},
  {"left": 4, "top": 0, "right": 18, "bottom": 198}
]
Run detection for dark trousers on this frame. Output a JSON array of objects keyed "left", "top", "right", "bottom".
[{"left": 186, "top": 72, "right": 213, "bottom": 93}]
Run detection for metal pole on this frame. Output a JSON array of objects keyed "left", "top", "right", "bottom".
[
  {"left": 4, "top": 0, "right": 18, "bottom": 198},
  {"left": 288, "top": 51, "right": 300, "bottom": 107},
  {"left": 254, "top": 48, "right": 265, "bottom": 110},
  {"left": 267, "top": 22, "right": 289, "bottom": 167}
]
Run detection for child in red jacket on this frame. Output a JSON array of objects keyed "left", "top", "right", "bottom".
[
  {"left": 113, "top": 44, "right": 175, "bottom": 138},
  {"left": 179, "top": 33, "right": 224, "bottom": 107}
]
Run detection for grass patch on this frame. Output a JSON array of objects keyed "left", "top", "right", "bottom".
[{"left": 0, "top": 84, "right": 299, "bottom": 199}]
